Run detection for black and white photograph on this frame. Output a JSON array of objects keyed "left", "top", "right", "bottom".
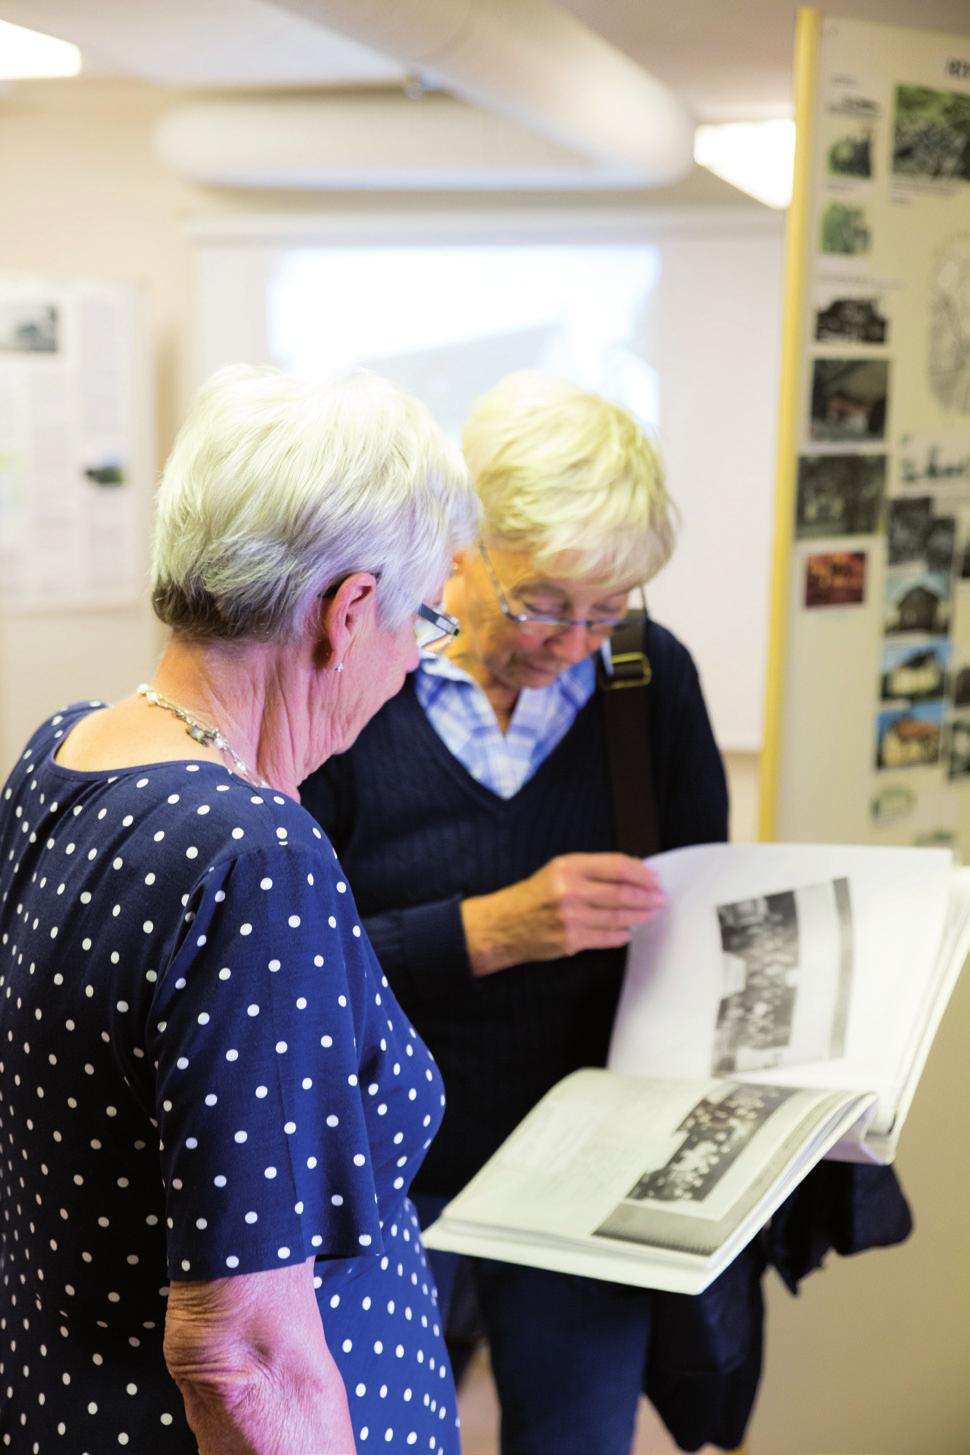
[
  {"left": 926, "top": 514, "right": 957, "bottom": 573},
  {"left": 814, "top": 293, "right": 888, "bottom": 344},
  {"left": 899, "top": 432, "right": 970, "bottom": 491},
  {"left": 947, "top": 719, "right": 970, "bottom": 780},
  {"left": 886, "top": 497, "right": 955, "bottom": 572},
  {"left": 893, "top": 84, "right": 970, "bottom": 182},
  {"left": 884, "top": 568, "right": 952, "bottom": 635},
  {"left": 0, "top": 302, "right": 59, "bottom": 354},
  {"left": 887, "top": 495, "right": 932, "bottom": 565},
  {"left": 620, "top": 1084, "right": 795, "bottom": 1205},
  {"left": 711, "top": 878, "right": 853, "bottom": 1076},
  {"left": 810, "top": 358, "right": 888, "bottom": 442},
  {"left": 794, "top": 453, "right": 885, "bottom": 538}
]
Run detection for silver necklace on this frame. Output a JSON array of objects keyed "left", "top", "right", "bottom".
[{"left": 136, "top": 683, "right": 269, "bottom": 788}]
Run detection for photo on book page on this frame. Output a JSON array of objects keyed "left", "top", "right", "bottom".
[
  {"left": 712, "top": 879, "right": 853, "bottom": 1076},
  {"left": 617, "top": 1082, "right": 794, "bottom": 1204},
  {"left": 594, "top": 1081, "right": 803, "bottom": 1256}
]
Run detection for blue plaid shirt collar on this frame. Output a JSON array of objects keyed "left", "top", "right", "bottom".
[{"left": 414, "top": 649, "right": 597, "bottom": 799}]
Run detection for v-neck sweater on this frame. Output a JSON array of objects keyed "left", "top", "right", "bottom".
[{"left": 302, "top": 619, "right": 728, "bottom": 1196}]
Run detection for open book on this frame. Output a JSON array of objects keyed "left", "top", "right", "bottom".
[{"left": 424, "top": 842, "right": 970, "bottom": 1294}]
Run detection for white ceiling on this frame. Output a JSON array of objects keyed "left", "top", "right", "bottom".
[{"left": 4, "top": 0, "right": 970, "bottom": 118}]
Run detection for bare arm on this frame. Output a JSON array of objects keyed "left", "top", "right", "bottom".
[
  {"left": 164, "top": 1256, "right": 356, "bottom": 1455},
  {"left": 461, "top": 852, "right": 665, "bottom": 977}
]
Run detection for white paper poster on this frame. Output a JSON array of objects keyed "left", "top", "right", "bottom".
[
  {"left": 769, "top": 16, "right": 970, "bottom": 859},
  {"left": 0, "top": 279, "right": 147, "bottom": 613}
]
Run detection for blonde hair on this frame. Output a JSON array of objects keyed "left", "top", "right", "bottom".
[
  {"left": 462, "top": 371, "right": 675, "bottom": 585},
  {"left": 151, "top": 364, "right": 478, "bottom": 641}
]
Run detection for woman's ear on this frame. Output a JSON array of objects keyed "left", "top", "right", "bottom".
[{"left": 313, "top": 572, "right": 379, "bottom": 671}]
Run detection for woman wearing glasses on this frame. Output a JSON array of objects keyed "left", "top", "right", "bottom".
[
  {"left": 0, "top": 364, "right": 478, "bottom": 1454},
  {"left": 301, "top": 371, "right": 729, "bottom": 1455}
]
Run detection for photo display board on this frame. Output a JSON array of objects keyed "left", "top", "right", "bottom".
[
  {"left": 762, "top": 10, "right": 970, "bottom": 855},
  {"left": 0, "top": 278, "right": 148, "bottom": 613}
]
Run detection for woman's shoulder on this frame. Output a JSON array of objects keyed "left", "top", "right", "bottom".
[
  {"left": 643, "top": 618, "right": 700, "bottom": 681},
  {"left": 7, "top": 699, "right": 106, "bottom": 768}
]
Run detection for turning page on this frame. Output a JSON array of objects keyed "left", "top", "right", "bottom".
[{"left": 608, "top": 843, "right": 966, "bottom": 1152}]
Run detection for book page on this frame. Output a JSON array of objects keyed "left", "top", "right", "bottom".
[
  {"left": 431, "top": 1069, "right": 873, "bottom": 1277},
  {"left": 609, "top": 843, "right": 965, "bottom": 1133}
]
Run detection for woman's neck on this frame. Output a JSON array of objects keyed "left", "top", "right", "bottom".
[{"left": 149, "top": 637, "right": 307, "bottom": 799}]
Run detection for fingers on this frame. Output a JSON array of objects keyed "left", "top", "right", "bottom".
[
  {"left": 564, "top": 852, "right": 663, "bottom": 892},
  {"left": 563, "top": 876, "right": 665, "bottom": 916}
]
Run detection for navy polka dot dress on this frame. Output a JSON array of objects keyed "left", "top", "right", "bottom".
[{"left": 0, "top": 704, "right": 459, "bottom": 1454}]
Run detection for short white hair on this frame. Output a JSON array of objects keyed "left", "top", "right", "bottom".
[
  {"left": 151, "top": 364, "right": 478, "bottom": 640},
  {"left": 462, "top": 371, "right": 675, "bottom": 585}
]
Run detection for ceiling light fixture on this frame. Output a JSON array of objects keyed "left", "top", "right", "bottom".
[
  {"left": 0, "top": 19, "right": 81, "bottom": 80},
  {"left": 693, "top": 119, "right": 796, "bottom": 209}
]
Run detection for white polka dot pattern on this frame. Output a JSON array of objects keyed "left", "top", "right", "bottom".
[{"left": 0, "top": 704, "right": 458, "bottom": 1454}]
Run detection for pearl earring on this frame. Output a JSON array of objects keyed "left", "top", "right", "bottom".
[{"left": 333, "top": 662, "right": 344, "bottom": 674}]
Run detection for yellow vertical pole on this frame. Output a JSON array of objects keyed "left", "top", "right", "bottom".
[{"left": 758, "top": 7, "right": 822, "bottom": 841}]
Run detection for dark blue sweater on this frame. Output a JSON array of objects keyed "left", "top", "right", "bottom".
[{"left": 302, "top": 620, "right": 729, "bottom": 1197}]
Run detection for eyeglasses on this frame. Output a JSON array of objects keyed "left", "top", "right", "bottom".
[
  {"left": 321, "top": 573, "right": 460, "bottom": 650},
  {"left": 479, "top": 545, "right": 646, "bottom": 634},
  {"left": 415, "top": 601, "right": 461, "bottom": 649}
]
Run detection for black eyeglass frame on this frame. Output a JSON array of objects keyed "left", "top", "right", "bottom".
[
  {"left": 321, "top": 571, "right": 459, "bottom": 647},
  {"left": 415, "top": 601, "right": 461, "bottom": 647},
  {"left": 478, "top": 544, "right": 646, "bottom": 633}
]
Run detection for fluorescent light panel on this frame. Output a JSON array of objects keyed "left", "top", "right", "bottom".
[
  {"left": 0, "top": 19, "right": 81, "bottom": 79},
  {"left": 694, "top": 119, "right": 795, "bottom": 209}
]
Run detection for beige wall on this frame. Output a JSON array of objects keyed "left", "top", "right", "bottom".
[{"left": 1, "top": 76, "right": 967, "bottom": 1455}]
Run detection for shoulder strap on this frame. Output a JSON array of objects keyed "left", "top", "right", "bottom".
[{"left": 595, "top": 619, "right": 660, "bottom": 858}]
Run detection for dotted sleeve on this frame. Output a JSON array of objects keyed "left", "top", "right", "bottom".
[{"left": 147, "top": 844, "right": 384, "bottom": 1282}]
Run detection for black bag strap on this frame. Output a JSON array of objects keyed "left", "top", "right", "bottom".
[{"left": 596, "top": 619, "right": 659, "bottom": 858}]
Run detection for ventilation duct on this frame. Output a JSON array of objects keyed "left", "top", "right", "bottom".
[{"left": 155, "top": 0, "right": 694, "bottom": 190}]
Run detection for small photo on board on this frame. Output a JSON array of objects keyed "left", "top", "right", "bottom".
[
  {"left": 870, "top": 784, "right": 915, "bottom": 825},
  {"left": 826, "top": 124, "right": 874, "bottom": 178},
  {"left": 880, "top": 638, "right": 950, "bottom": 702},
  {"left": 947, "top": 720, "right": 970, "bottom": 779},
  {"left": 959, "top": 538, "right": 970, "bottom": 580},
  {"left": 805, "top": 551, "right": 866, "bottom": 608},
  {"left": 884, "top": 569, "right": 951, "bottom": 636},
  {"left": 926, "top": 515, "right": 956, "bottom": 573},
  {"left": 810, "top": 358, "right": 888, "bottom": 442},
  {"left": 952, "top": 664, "right": 970, "bottom": 707},
  {"left": 887, "top": 496, "right": 932, "bottom": 565},
  {"left": 0, "top": 302, "right": 58, "bottom": 354},
  {"left": 820, "top": 202, "right": 871, "bottom": 256},
  {"left": 893, "top": 84, "right": 970, "bottom": 182},
  {"left": 876, "top": 702, "right": 943, "bottom": 770},
  {"left": 82, "top": 459, "right": 126, "bottom": 488},
  {"left": 898, "top": 431, "right": 970, "bottom": 491},
  {"left": 795, "top": 454, "right": 885, "bottom": 537},
  {"left": 814, "top": 292, "right": 888, "bottom": 345}
]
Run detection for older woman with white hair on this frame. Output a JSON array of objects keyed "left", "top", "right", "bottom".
[
  {"left": 0, "top": 364, "right": 478, "bottom": 1454},
  {"left": 301, "top": 372, "right": 730, "bottom": 1455}
]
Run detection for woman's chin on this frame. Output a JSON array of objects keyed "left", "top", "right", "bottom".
[{"left": 517, "top": 660, "right": 565, "bottom": 686}]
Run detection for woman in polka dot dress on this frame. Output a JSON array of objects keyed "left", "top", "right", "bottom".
[{"left": 0, "top": 364, "right": 478, "bottom": 1454}]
